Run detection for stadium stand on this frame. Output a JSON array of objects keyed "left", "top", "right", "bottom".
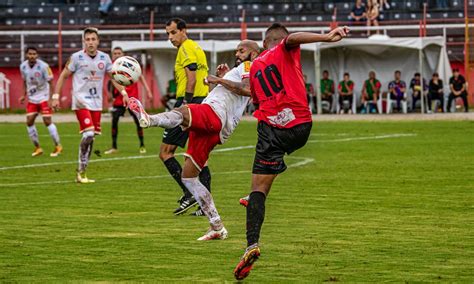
[{"left": 0, "top": 0, "right": 471, "bottom": 68}]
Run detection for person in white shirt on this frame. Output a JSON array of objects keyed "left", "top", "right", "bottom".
[
  {"left": 19, "top": 47, "right": 62, "bottom": 157},
  {"left": 128, "top": 40, "right": 260, "bottom": 241},
  {"left": 52, "top": 27, "right": 129, "bottom": 183}
]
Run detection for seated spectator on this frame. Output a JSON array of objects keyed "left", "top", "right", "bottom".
[
  {"left": 428, "top": 73, "right": 444, "bottom": 113},
  {"left": 99, "top": 0, "right": 114, "bottom": 16},
  {"left": 350, "top": 0, "right": 367, "bottom": 24},
  {"left": 447, "top": 69, "right": 469, "bottom": 113},
  {"left": 367, "top": 0, "right": 380, "bottom": 36},
  {"left": 409, "top": 73, "right": 428, "bottom": 112},
  {"left": 161, "top": 77, "right": 177, "bottom": 111},
  {"left": 388, "top": 70, "right": 407, "bottom": 113},
  {"left": 361, "top": 71, "right": 381, "bottom": 113},
  {"left": 320, "top": 70, "right": 335, "bottom": 113},
  {"left": 338, "top": 72, "right": 354, "bottom": 114},
  {"left": 304, "top": 74, "right": 316, "bottom": 114},
  {"left": 379, "top": 0, "right": 390, "bottom": 10}
]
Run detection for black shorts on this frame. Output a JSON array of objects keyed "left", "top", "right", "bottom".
[
  {"left": 253, "top": 121, "right": 312, "bottom": 175},
  {"left": 162, "top": 96, "right": 206, "bottom": 148}
]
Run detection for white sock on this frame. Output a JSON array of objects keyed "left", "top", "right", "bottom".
[
  {"left": 47, "top": 123, "right": 60, "bottom": 146},
  {"left": 149, "top": 110, "right": 183, "bottom": 128},
  {"left": 182, "top": 177, "right": 222, "bottom": 230},
  {"left": 78, "top": 131, "right": 94, "bottom": 173},
  {"left": 27, "top": 125, "right": 40, "bottom": 147}
]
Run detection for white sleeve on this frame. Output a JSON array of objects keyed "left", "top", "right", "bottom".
[
  {"left": 105, "top": 55, "right": 113, "bottom": 72},
  {"left": 67, "top": 55, "right": 77, "bottom": 73},
  {"left": 19, "top": 65, "right": 26, "bottom": 80}
]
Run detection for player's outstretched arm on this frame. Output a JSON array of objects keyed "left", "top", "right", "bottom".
[
  {"left": 286, "top": 26, "right": 350, "bottom": 48},
  {"left": 139, "top": 75, "right": 153, "bottom": 100},
  {"left": 108, "top": 72, "right": 129, "bottom": 106},
  {"left": 206, "top": 75, "right": 251, "bottom": 97},
  {"left": 51, "top": 67, "right": 72, "bottom": 109}
]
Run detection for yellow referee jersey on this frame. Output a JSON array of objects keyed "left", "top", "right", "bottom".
[{"left": 174, "top": 39, "right": 209, "bottom": 98}]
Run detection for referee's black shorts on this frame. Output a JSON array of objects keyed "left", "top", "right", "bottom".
[
  {"left": 162, "top": 96, "right": 206, "bottom": 148},
  {"left": 252, "top": 121, "right": 312, "bottom": 175}
]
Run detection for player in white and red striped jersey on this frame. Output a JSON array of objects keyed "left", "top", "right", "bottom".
[
  {"left": 19, "top": 47, "right": 62, "bottom": 157},
  {"left": 52, "top": 27, "right": 129, "bottom": 184}
]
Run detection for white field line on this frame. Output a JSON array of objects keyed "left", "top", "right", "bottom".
[
  {"left": 0, "top": 133, "right": 415, "bottom": 172},
  {"left": 307, "top": 133, "right": 416, "bottom": 143},
  {"left": 0, "top": 156, "right": 314, "bottom": 188}
]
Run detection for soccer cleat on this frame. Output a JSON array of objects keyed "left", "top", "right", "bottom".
[
  {"left": 239, "top": 195, "right": 249, "bottom": 207},
  {"left": 234, "top": 244, "right": 261, "bottom": 280},
  {"left": 104, "top": 148, "right": 118, "bottom": 155},
  {"left": 32, "top": 147, "right": 44, "bottom": 157},
  {"left": 139, "top": 147, "right": 147, "bottom": 154},
  {"left": 76, "top": 171, "right": 95, "bottom": 184},
  {"left": 197, "top": 226, "right": 228, "bottom": 241},
  {"left": 50, "top": 145, "right": 63, "bottom": 157},
  {"left": 173, "top": 196, "right": 197, "bottom": 215},
  {"left": 128, "top": 97, "right": 150, "bottom": 128},
  {"left": 190, "top": 207, "right": 205, "bottom": 217}
]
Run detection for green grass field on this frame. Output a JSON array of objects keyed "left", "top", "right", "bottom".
[{"left": 0, "top": 119, "right": 473, "bottom": 282}]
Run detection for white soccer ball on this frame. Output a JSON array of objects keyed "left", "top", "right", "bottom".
[{"left": 112, "top": 56, "right": 142, "bottom": 86}]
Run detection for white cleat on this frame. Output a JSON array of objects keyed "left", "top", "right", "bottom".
[
  {"left": 76, "top": 172, "right": 95, "bottom": 184},
  {"left": 197, "top": 226, "right": 228, "bottom": 241},
  {"left": 128, "top": 97, "right": 150, "bottom": 128}
]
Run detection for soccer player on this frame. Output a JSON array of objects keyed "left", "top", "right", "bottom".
[
  {"left": 162, "top": 18, "right": 211, "bottom": 215},
  {"left": 52, "top": 27, "right": 129, "bottom": 183},
  {"left": 104, "top": 47, "right": 153, "bottom": 155},
  {"left": 361, "top": 71, "right": 381, "bottom": 114},
  {"left": 232, "top": 23, "right": 349, "bottom": 280},
  {"left": 128, "top": 40, "right": 260, "bottom": 240},
  {"left": 19, "top": 47, "right": 62, "bottom": 157}
]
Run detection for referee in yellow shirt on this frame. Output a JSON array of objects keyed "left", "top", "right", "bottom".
[{"left": 162, "top": 18, "right": 210, "bottom": 216}]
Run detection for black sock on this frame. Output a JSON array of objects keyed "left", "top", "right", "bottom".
[
  {"left": 199, "top": 166, "right": 211, "bottom": 192},
  {"left": 163, "top": 157, "right": 192, "bottom": 198},
  {"left": 246, "top": 191, "right": 266, "bottom": 247},
  {"left": 137, "top": 128, "right": 144, "bottom": 147}
]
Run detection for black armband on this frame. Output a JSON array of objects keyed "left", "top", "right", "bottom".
[
  {"left": 185, "top": 63, "right": 198, "bottom": 71},
  {"left": 184, "top": 92, "right": 194, "bottom": 103}
]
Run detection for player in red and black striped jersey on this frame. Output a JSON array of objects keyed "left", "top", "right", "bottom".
[
  {"left": 104, "top": 47, "right": 153, "bottom": 155},
  {"left": 233, "top": 23, "right": 349, "bottom": 280}
]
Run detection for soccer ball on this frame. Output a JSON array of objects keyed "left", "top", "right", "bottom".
[{"left": 111, "top": 56, "right": 142, "bottom": 86}]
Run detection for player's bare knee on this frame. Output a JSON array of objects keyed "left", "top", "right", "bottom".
[{"left": 43, "top": 117, "right": 52, "bottom": 126}]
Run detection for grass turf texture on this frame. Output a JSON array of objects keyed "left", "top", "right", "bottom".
[{"left": 0, "top": 120, "right": 473, "bottom": 282}]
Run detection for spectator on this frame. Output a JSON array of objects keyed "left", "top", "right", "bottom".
[
  {"left": 428, "top": 73, "right": 444, "bottom": 113},
  {"left": 366, "top": 0, "right": 380, "bottom": 36},
  {"left": 447, "top": 69, "right": 469, "bottom": 113},
  {"left": 379, "top": 0, "right": 390, "bottom": 10},
  {"left": 338, "top": 72, "right": 354, "bottom": 114},
  {"left": 350, "top": 0, "right": 367, "bottom": 24},
  {"left": 304, "top": 74, "right": 316, "bottom": 113},
  {"left": 161, "top": 77, "right": 177, "bottom": 111},
  {"left": 361, "top": 71, "right": 381, "bottom": 113},
  {"left": 388, "top": 70, "right": 407, "bottom": 113},
  {"left": 99, "top": 0, "right": 113, "bottom": 16},
  {"left": 435, "top": 0, "right": 449, "bottom": 9},
  {"left": 320, "top": 70, "right": 335, "bottom": 113},
  {"left": 409, "top": 73, "right": 428, "bottom": 112}
]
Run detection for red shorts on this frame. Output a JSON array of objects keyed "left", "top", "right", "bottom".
[
  {"left": 185, "top": 104, "right": 222, "bottom": 171},
  {"left": 26, "top": 101, "right": 52, "bottom": 116},
  {"left": 75, "top": 109, "right": 102, "bottom": 134}
]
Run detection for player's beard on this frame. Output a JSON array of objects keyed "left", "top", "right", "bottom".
[{"left": 234, "top": 54, "right": 252, "bottom": 67}]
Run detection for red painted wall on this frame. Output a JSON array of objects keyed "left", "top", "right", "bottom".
[{"left": 0, "top": 66, "right": 162, "bottom": 111}]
